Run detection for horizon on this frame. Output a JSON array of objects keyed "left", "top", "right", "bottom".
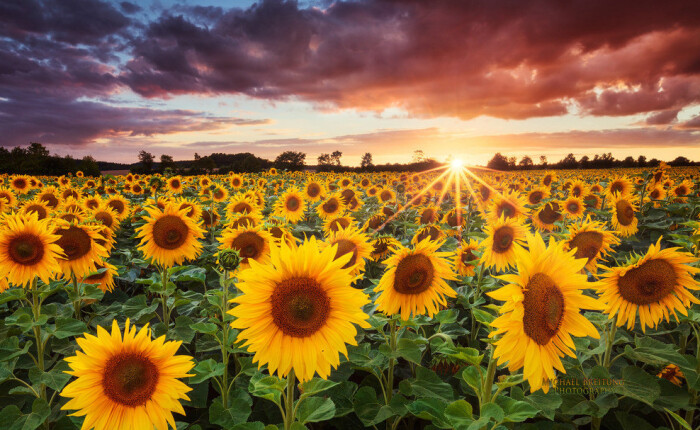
[{"left": 2, "top": 0, "right": 700, "bottom": 165}]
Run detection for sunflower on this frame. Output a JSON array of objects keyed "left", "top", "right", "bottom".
[
  {"left": 370, "top": 235, "right": 401, "bottom": 261},
  {"left": 322, "top": 215, "right": 355, "bottom": 236},
  {"left": 92, "top": 205, "right": 119, "bottom": 231},
  {"left": 175, "top": 198, "right": 202, "bottom": 221},
  {"left": 0, "top": 187, "right": 18, "bottom": 209},
  {"left": 377, "top": 188, "right": 396, "bottom": 203},
  {"left": 226, "top": 194, "right": 259, "bottom": 218},
  {"left": 230, "top": 237, "right": 370, "bottom": 381},
  {"left": 304, "top": 181, "right": 325, "bottom": 201},
  {"left": 82, "top": 196, "right": 102, "bottom": 212},
  {"left": 541, "top": 172, "right": 558, "bottom": 187},
  {"left": 487, "top": 232, "right": 602, "bottom": 393},
  {"left": 10, "top": 175, "right": 31, "bottom": 194},
  {"left": 266, "top": 224, "right": 296, "bottom": 247},
  {"left": 606, "top": 176, "right": 633, "bottom": 198},
  {"left": 568, "top": 180, "right": 588, "bottom": 198},
  {"left": 564, "top": 216, "right": 620, "bottom": 274},
  {"left": 228, "top": 212, "right": 263, "bottom": 230},
  {"left": 609, "top": 194, "right": 639, "bottom": 237},
  {"left": 81, "top": 262, "right": 118, "bottom": 293},
  {"left": 531, "top": 202, "right": 562, "bottom": 232},
  {"left": 202, "top": 208, "right": 220, "bottom": 228},
  {"left": 562, "top": 196, "right": 585, "bottom": 219},
  {"left": 488, "top": 191, "right": 528, "bottom": 223},
  {"left": 219, "top": 225, "right": 273, "bottom": 271},
  {"left": 212, "top": 186, "right": 228, "bottom": 202},
  {"left": 442, "top": 209, "right": 465, "bottom": 231},
  {"left": 21, "top": 199, "right": 51, "bottom": 220},
  {"left": 670, "top": 179, "right": 693, "bottom": 199},
  {"left": 0, "top": 212, "right": 63, "bottom": 286},
  {"left": 647, "top": 184, "right": 666, "bottom": 206},
  {"left": 597, "top": 238, "right": 700, "bottom": 332},
  {"left": 526, "top": 187, "right": 550, "bottom": 205},
  {"left": 61, "top": 319, "right": 194, "bottom": 430},
  {"left": 62, "top": 188, "right": 82, "bottom": 201},
  {"left": 416, "top": 205, "right": 440, "bottom": 225},
  {"left": 411, "top": 224, "right": 446, "bottom": 245},
  {"left": 136, "top": 203, "right": 206, "bottom": 267},
  {"left": 582, "top": 193, "right": 602, "bottom": 210},
  {"left": 374, "top": 238, "right": 457, "bottom": 320},
  {"left": 658, "top": 364, "right": 684, "bottom": 386},
  {"left": 229, "top": 174, "right": 244, "bottom": 189},
  {"left": 166, "top": 176, "right": 184, "bottom": 193},
  {"left": 105, "top": 195, "right": 130, "bottom": 221},
  {"left": 454, "top": 239, "right": 480, "bottom": 277},
  {"left": 480, "top": 216, "right": 527, "bottom": 272},
  {"left": 316, "top": 194, "right": 346, "bottom": 219},
  {"left": 362, "top": 213, "right": 386, "bottom": 233},
  {"left": 199, "top": 176, "right": 211, "bottom": 188},
  {"left": 273, "top": 188, "right": 306, "bottom": 223},
  {"left": 54, "top": 220, "right": 109, "bottom": 278},
  {"left": 322, "top": 227, "right": 372, "bottom": 276},
  {"left": 37, "top": 186, "right": 60, "bottom": 208}
]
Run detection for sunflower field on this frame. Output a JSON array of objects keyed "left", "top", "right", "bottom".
[{"left": 0, "top": 164, "right": 699, "bottom": 430}]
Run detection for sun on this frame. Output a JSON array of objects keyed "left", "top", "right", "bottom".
[{"left": 450, "top": 158, "right": 464, "bottom": 170}]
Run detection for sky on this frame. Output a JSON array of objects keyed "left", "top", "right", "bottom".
[{"left": 1, "top": 0, "right": 700, "bottom": 166}]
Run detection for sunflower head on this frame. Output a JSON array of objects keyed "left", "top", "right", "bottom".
[
  {"left": 454, "top": 239, "right": 480, "bottom": 277},
  {"left": 374, "top": 238, "right": 457, "bottom": 320},
  {"left": 136, "top": 203, "right": 206, "bottom": 267},
  {"left": 480, "top": 216, "right": 527, "bottom": 272},
  {"left": 322, "top": 227, "right": 372, "bottom": 276},
  {"left": 231, "top": 237, "right": 370, "bottom": 381},
  {"left": 219, "top": 225, "right": 272, "bottom": 271}
]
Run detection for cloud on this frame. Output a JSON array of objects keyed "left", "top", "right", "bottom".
[{"left": 644, "top": 109, "right": 681, "bottom": 125}]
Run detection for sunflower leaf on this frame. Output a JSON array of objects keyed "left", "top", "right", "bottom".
[{"left": 296, "top": 397, "right": 336, "bottom": 424}]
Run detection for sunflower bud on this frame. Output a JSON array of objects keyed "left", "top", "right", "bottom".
[
  {"left": 149, "top": 177, "right": 164, "bottom": 191},
  {"left": 219, "top": 248, "right": 241, "bottom": 271}
]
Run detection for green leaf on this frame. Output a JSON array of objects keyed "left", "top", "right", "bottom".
[
  {"left": 352, "top": 386, "right": 394, "bottom": 426},
  {"left": 395, "top": 338, "right": 424, "bottom": 364},
  {"left": 471, "top": 308, "right": 495, "bottom": 325},
  {"left": 189, "top": 359, "right": 225, "bottom": 384},
  {"left": 51, "top": 317, "right": 88, "bottom": 339},
  {"left": 462, "top": 366, "right": 482, "bottom": 394},
  {"left": 0, "top": 406, "right": 21, "bottom": 429},
  {"left": 299, "top": 378, "right": 339, "bottom": 399},
  {"left": 663, "top": 408, "right": 691, "bottom": 430},
  {"left": 23, "top": 398, "right": 51, "bottom": 430},
  {"left": 296, "top": 397, "right": 335, "bottom": 424},
  {"left": 249, "top": 373, "right": 286, "bottom": 406},
  {"left": 0, "top": 337, "right": 31, "bottom": 362},
  {"left": 411, "top": 366, "right": 456, "bottom": 401},
  {"left": 444, "top": 400, "right": 474, "bottom": 430},
  {"left": 610, "top": 366, "right": 660, "bottom": 406},
  {"left": 479, "top": 402, "right": 504, "bottom": 422},
  {"left": 406, "top": 398, "right": 451, "bottom": 429},
  {"left": 191, "top": 322, "right": 218, "bottom": 334},
  {"left": 29, "top": 363, "right": 71, "bottom": 392},
  {"left": 172, "top": 316, "right": 195, "bottom": 343},
  {"left": 208, "top": 397, "right": 252, "bottom": 427},
  {"left": 496, "top": 397, "right": 539, "bottom": 423}
]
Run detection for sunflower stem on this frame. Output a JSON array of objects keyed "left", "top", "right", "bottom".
[
  {"left": 30, "top": 277, "right": 48, "bottom": 429},
  {"left": 284, "top": 368, "right": 296, "bottom": 430},
  {"left": 481, "top": 346, "right": 497, "bottom": 406},
  {"left": 161, "top": 266, "right": 171, "bottom": 326},
  {"left": 71, "top": 271, "right": 82, "bottom": 319},
  {"left": 602, "top": 317, "right": 617, "bottom": 369},
  {"left": 684, "top": 323, "right": 700, "bottom": 426},
  {"left": 386, "top": 319, "right": 397, "bottom": 430},
  {"left": 221, "top": 271, "right": 231, "bottom": 408}
]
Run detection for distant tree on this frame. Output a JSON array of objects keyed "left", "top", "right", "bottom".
[
  {"left": 670, "top": 156, "right": 691, "bottom": 166},
  {"left": 331, "top": 151, "right": 343, "bottom": 166},
  {"left": 539, "top": 155, "right": 547, "bottom": 167},
  {"left": 79, "top": 156, "right": 100, "bottom": 177},
  {"left": 622, "top": 156, "right": 636, "bottom": 168},
  {"left": 138, "top": 150, "right": 154, "bottom": 173},
  {"left": 579, "top": 155, "right": 590, "bottom": 169},
  {"left": 317, "top": 153, "right": 332, "bottom": 166},
  {"left": 27, "top": 142, "right": 50, "bottom": 157},
  {"left": 160, "top": 154, "right": 174, "bottom": 172},
  {"left": 518, "top": 156, "right": 533, "bottom": 169},
  {"left": 648, "top": 158, "right": 661, "bottom": 167},
  {"left": 275, "top": 151, "right": 306, "bottom": 171},
  {"left": 507, "top": 156, "right": 517, "bottom": 168},
  {"left": 637, "top": 155, "right": 647, "bottom": 167},
  {"left": 559, "top": 153, "right": 578, "bottom": 169},
  {"left": 486, "top": 153, "right": 510, "bottom": 171},
  {"left": 412, "top": 150, "right": 426, "bottom": 163},
  {"left": 361, "top": 153, "right": 374, "bottom": 170}
]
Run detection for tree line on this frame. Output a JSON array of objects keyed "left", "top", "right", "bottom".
[
  {"left": 0, "top": 143, "right": 100, "bottom": 176},
  {"left": 486, "top": 152, "right": 699, "bottom": 171}
]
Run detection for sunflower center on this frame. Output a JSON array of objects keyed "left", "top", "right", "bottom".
[
  {"left": 615, "top": 200, "right": 635, "bottom": 226},
  {"left": 617, "top": 258, "right": 677, "bottom": 305},
  {"left": 329, "top": 218, "right": 350, "bottom": 232},
  {"left": 492, "top": 226, "right": 514, "bottom": 253},
  {"left": 286, "top": 196, "right": 300, "bottom": 211},
  {"left": 461, "top": 249, "right": 476, "bottom": 265},
  {"left": 393, "top": 254, "right": 434, "bottom": 295},
  {"left": 108, "top": 200, "right": 125, "bottom": 214},
  {"left": 416, "top": 225, "right": 440, "bottom": 243},
  {"left": 572, "top": 187, "right": 582, "bottom": 197},
  {"left": 497, "top": 202, "right": 516, "bottom": 219},
  {"left": 567, "top": 202, "right": 579, "bottom": 213},
  {"left": 650, "top": 189, "right": 660, "bottom": 199},
  {"left": 372, "top": 240, "right": 389, "bottom": 255},
  {"left": 9, "top": 234, "right": 45, "bottom": 266},
  {"left": 307, "top": 183, "right": 320, "bottom": 197},
  {"left": 543, "top": 175, "right": 552, "bottom": 186},
  {"left": 569, "top": 231, "right": 603, "bottom": 263},
  {"left": 322, "top": 199, "right": 338, "bottom": 213},
  {"left": 528, "top": 191, "right": 543, "bottom": 204},
  {"left": 214, "top": 189, "right": 224, "bottom": 199},
  {"left": 231, "top": 216, "right": 255, "bottom": 229},
  {"left": 271, "top": 278, "right": 331, "bottom": 338},
  {"left": 233, "top": 202, "right": 253, "bottom": 213},
  {"left": 380, "top": 191, "right": 392, "bottom": 201},
  {"left": 420, "top": 209, "right": 436, "bottom": 224},
  {"left": 333, "top": 239, "right": 358, "bottom": 269},
  {"left": 232, "top": 231, "right": 264, "bottom": 260},
  {"left": 341, "top": 189, "right": 354, "bottom": 203},
  {"left": 611, "top": 182, "right": 623, "bottom": 194},
  {"left": 25, "top": 204, "right": 48, "bottom": 219},
  {"left": 523, "top": 273, "right": 565, "bottom": 346},
  {"left": 85, "top": 265, "right": 108, "bottom": 282},
  {"left": 152, "top": 215, "right": 188, "bottom": 250},
  {"left": 95, "top": 211, "right": 114, "bottom": 228},
  {"left": 171, "top": 179, "right": 180, "bottom": 188},
  {"left": 538, "top": 203, "right": 561, "bottom": 224},
  {"left": 102, "top": 352, "right": 159, "bottom": 407},
  {"left": 40, "top": 194, "right": 59, "bottom": 207},
  {"left": 56, "top": 226, "right": 92, "bottom": 261}
]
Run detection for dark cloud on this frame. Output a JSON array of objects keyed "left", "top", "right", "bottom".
[
  {"left": 677, "top": 114, "right": 700, "bottom": 130},
  {"left": 2, "top": 0, "right": 700, "bottom": 151}
]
